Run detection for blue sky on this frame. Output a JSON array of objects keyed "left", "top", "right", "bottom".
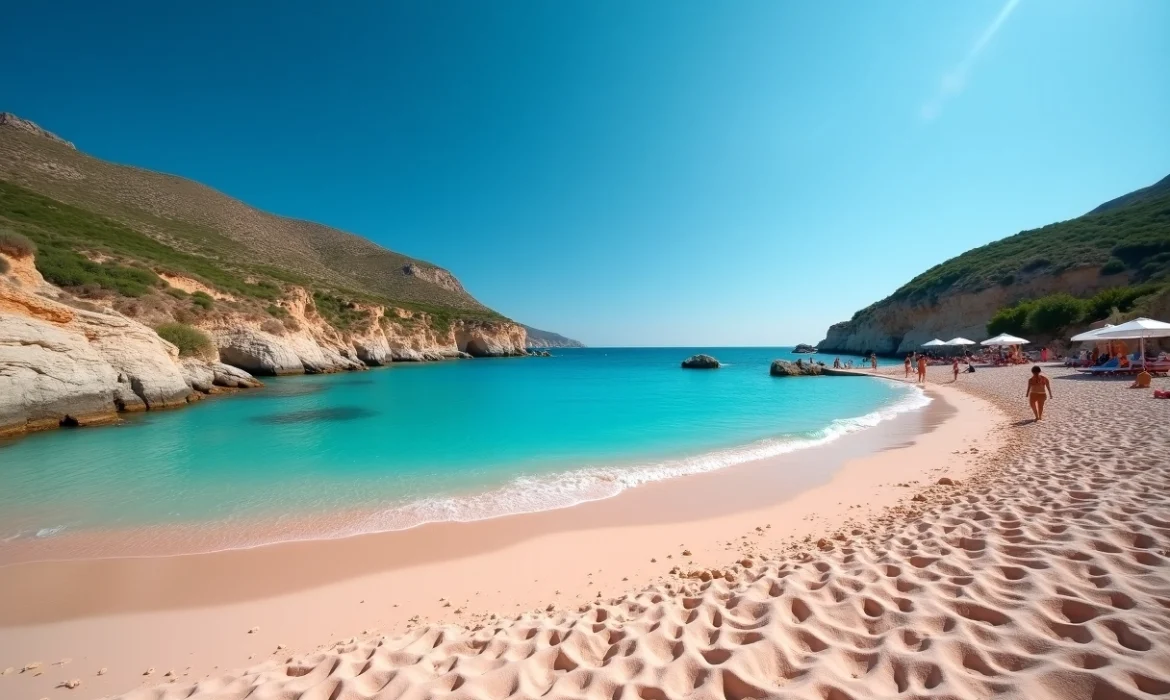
[{"left": 3, "top": 1, "right": 1167, "bottom": 346}]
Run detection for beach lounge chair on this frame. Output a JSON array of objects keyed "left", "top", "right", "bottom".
[{"left": 1077, "top": 358, "right": 1120, "bottom": 375}]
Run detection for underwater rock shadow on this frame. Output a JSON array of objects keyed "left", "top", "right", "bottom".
[{"left": 250, "top": 406, "right": 380, "bottom": 425}]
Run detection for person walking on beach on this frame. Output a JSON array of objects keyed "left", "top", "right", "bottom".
[
  {"left": 917, "top": 354, "right": 927, "bottom": 383},
  {"left": 952, "top": 358, "right": 960, "bottom": 382},
  {"left": 870, "top": 353, "right": 878, "bottom": 371},
  {"left": 1026, "top": 365, "right": 1053, "bottom": 421},
  {"left": 904, "top": 354, "right": 912, "bottom": 378}
]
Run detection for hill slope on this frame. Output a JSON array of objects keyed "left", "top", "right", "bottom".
[
  {"left": 521, "top": 325, "right": 585, "bottom": 348},
  {"left": 0, "top": 112, "right": 489, "bottom": 315},
  {"left": 819, "top": 174, "right": 1170, "bottom": 354}
]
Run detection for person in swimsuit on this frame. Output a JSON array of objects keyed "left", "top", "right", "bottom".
[
  {"left": 952, "top": 358, "right": 960, "bottom": 382},
  {"left": 1026, "top": 365, "right": 1053, "bottom": 421},
  {"left": 904, "top": 354, "right": 912, "bottom": 378},
  {"left": 917, "top": 355, "right": 928, "bottom": 383},
  {"left": 870, "top": 353, "right": 878, "bottom": 371}
]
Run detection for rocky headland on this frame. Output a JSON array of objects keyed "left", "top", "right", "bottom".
[
  {"left": 0, "top": 114, "right": 535, "bottom": 439},
  {"left": 818, "top": 174, "right": 1170, "bottom": 355}
]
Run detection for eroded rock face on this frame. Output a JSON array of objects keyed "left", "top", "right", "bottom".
[
  {"left": 819, "top": 267, "right": 1108, "bottom": 355},
  {"left": 215, "top": 328, "right": 305, "bottom": 376},
  {"left": 0, "top": 313, "right": 121, "bottom": 434},
  {"left": 681, "top": 354, "right": 721, "bottom": 369},
  {"left": 77, "top": 309, "right": 193, "bottom": 410}
]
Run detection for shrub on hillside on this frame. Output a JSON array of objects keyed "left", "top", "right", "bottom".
[
  {"left": 986, "top": 303, "right": 1032, "bottom": 337},
  {"left": 156, "top": 322, "right": 215, "bottom": 359},
  {"left": 0, "top": 256, "right": 8, "bottom": 274},
  {"left": 1100, "top": 259, "right": 1127, "bottom": 276},
  {"left": 0, "top": 229, "right": 36, "bottom": 258},
  {"left": 260, "top": 319, "right": 286, "bottom": 335},
  {"left": 1024, "top": 294, "right": 1085, "bottom": 335},
  {"left": 166, "top": 287, "right": 189, "bottom": 299},
  {"left": 191, "top": 291, "right": 214, "bottom": 310}
]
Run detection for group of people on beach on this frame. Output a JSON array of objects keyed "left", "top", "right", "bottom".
[{"left": 902, "top": 352, "right": 974, "bottom": 384}]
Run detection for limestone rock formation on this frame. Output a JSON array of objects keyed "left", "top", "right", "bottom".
[
  {"left": 681, "top": 354, "right": 720, "bottom": 369},
  {"left": 0, "top": 313, "right": 122, "bottom": 434},
  {"left": 792, "top": 343, "right": 818, "bottom": 354},
  {"left": 214, "top": 328, "right": 305, "bottom": 376},
  {"left": 770, "top": 359, "right": 822, "bottom": 377}
]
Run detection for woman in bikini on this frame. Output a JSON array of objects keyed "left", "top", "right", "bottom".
[{"left": 1026, "top": 365, "right": 1053, "bottom": 421}]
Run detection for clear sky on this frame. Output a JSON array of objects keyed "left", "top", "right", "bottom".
[{"left": 3, "top": 1, "right": 1167, "bottom": 346}]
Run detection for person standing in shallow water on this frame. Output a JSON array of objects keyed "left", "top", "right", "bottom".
[{"left": 1027, "top": 365, "right": 1053, "bottom": 421}]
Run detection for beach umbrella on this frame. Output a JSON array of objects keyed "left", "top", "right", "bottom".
[
  {"left": 945, "top": 337, "right": 977, "bottom": 346},
  {"left": 1093, "top": 318, "right": 1170, "bottom": 369},
  {"left": 1069, "top": 324, "right": 1115, "bottom": 343},
  {"left": 981, "top": 333, "right": 1030, "bottom": 347},
  {"left": 921, "top": 339, "right": 947, "bottom": 347}
]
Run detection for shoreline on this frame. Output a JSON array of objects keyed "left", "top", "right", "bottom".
[
  {"left": 0, "top": 376, "right": 928, "bottom": 566},
  {"left": 0, "top": 380, "right": 1004, "bottom": 698}
]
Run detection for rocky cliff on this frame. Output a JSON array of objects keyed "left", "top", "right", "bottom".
[
  {"left": 819, "top": 175, "right": 1170, "bottom": 355},
  {"left": 520, "top": 324, "right": 586, "bottom": 348},
  {"left": 0, "top": 249, "right": 530, "bottom": 437}
]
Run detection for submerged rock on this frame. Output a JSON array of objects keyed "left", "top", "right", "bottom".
[
  {"left": 681, "top": 354, "right": 721, "bottom": 369},
  {"left": 770, "top": 359, "right": 822, "bottom": 377}
]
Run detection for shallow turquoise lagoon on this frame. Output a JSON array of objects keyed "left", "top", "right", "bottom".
[{"left": 0, "top": 348, "right": 922, "bottom": 546}]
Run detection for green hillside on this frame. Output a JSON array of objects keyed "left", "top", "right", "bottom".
[
  {"left": 886, "top": 175, "right": 1170, "bottom": 306},
  {"left": 0, "top": 113, "right": 505, "bottom": 328}
]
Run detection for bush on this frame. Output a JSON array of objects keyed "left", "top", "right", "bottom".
[
  {"left": 191, "top": 291, "right": 214, "bottom": 310},
  {"left": 1024, "top": 294, "right": 1085, "bottom": 335},
  {"left": 166, "top": 287, "right": 189, "bottom": 299},
  {"left": 0, "top": 229, "right": 36, "bottom": 258},
  {"left": 987, "top": 302, "right": 1032, "bottom": 336},
  {"left": 265, "top": 304, "right": 290, "bottom": 319},
  {"left": 1100, "top": 259, "right": 1127, "bottom": 276},
  {"left": 0, "top": 256, "right": 8, "bottom": 274},
  {"left": 260, "top": 319, "right": 285, "bottom": 335},
  {"left": 34, "top": 247, "right": 161, "bottom": 297},
  {"left": 155, "top": 322, "right": 215, "bottom": 359}
]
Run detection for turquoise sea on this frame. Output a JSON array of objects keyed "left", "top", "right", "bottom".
[{"left": 0, "top": 348, "right": 924, "bottom": 553}]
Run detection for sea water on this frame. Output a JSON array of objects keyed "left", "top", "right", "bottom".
[{"left": 0, "top": 348, "right": 924, "bottom": 548}]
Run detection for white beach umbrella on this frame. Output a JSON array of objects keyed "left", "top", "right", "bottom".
[
  {"left": 921, "top": 339, "right": 947, "bottom": 347},
  {"left": 981, "top": 333, "right": 1030, "bottom": 347},
  {"left": 1069, "top": 324, "right": 1115, "bottom": 343},
  {"left": 1093, "top": 318, "right": 1170, "bottom": 369},
  {"left": 945, "top": 337, "right": 977, "bottom": 346}
]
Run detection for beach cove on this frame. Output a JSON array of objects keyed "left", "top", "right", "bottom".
[{"left": 2, "top": 362, "right": 1009, "bottom": 699}]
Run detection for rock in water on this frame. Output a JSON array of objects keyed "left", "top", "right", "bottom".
[
  {"left": 681, "top": 354, "right": 720, "bottom": 369},
  {"left": 792, "top": 343, "right": 818, "bottom": 354},
  {"left": 770, "top": 359, "right": 822, "bottom": 376}
]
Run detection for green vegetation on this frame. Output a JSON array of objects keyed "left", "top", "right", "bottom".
[
  {"left": 883, "top": 179, "right": 1170, "bottom": 305},
  {"left": 0, "top": 256, "right": 8, "bottom": 274},
  {"left": 0, "top": 228, "right": 36, "bottom": 258},
  {"left": 35, "top": 246, "right": 163, "bottom": 297},
  {"left": 0, "top": 180, "right": 281, "bottom": 299},
  {"left": 166, "top": 287, "right": 188, "bottom": 299},
  {"left": 155, "top": 322, "right": 215, "bottom": 359},
  {"left": 312, "top": 291, "right": 369, "bottom": 331},
  {"left": 265, "top": 304, "right": 290, "bottom": 319},
  {"left": 191, "top": 291, "right": 214, "bottom": 310},
  {"left": 987, "top": 284, "right": 1162, "bottom": 337}
]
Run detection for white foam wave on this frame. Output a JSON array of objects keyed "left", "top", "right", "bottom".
[{"left": 335, "top": 384, "right": 932, "bottom": 538}]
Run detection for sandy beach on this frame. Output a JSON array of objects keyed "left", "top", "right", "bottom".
[{"left": 3, "top": 364, "right": 1169, "bottom": 699}]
